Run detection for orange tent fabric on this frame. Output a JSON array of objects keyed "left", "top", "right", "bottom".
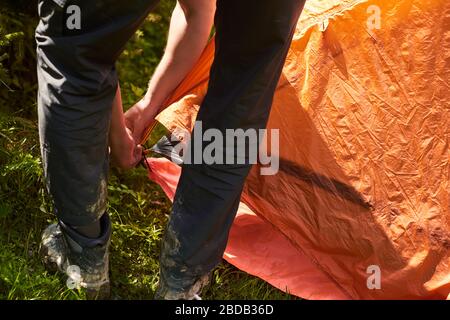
[{"left": 143, "top": 0, "right": 450, "bottom": 299}]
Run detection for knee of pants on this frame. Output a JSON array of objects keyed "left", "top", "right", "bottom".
[
  {"left": 39, "top": 99, "right": 111, "bottom": 226},
  {"left": 41, "top": 141, "right": 109, "bottom": 226}
]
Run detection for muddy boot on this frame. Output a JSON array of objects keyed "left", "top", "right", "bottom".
[
  {"left": 39, "top": 213, "right": 111, "bottom": 300},
  {"left": 154, "top": 273, "right": 210, "bottom": 300}
]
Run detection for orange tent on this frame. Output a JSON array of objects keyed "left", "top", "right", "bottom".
[{"left": 143, "top": 0, "right": 449, "bottom": 299}]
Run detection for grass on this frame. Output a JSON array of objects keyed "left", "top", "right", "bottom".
[{"left": 0, "top": 113, "right": 294, "bottom": 300}]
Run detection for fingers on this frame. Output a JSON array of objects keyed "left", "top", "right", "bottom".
[
  {"left": 109, "top": 132, "right": 143, "bottom": 170},
  {"left": 124, "top": 109, "right": 141, "bottom": 143},
  {"left": 132, "top": 144, "right": 144, "bottom": 167},
  {"left": 120, "top": 143, "right": 143, "bottom": 170}
]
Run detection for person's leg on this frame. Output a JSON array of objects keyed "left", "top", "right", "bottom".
[
  {"left": 157, "top": 0, "right": 306, "bottom": 299},
  {"left": 36, "top": 0, "right": 160, "bottom": 297}
]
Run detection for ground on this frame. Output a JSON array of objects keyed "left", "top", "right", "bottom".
[{"left": 0, "top": 2, "right": 294, "bottom": 300}]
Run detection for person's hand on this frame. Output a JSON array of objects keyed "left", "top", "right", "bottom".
[
  {"left": 124, "top": 97, "right": 160, "bottom": 144},
  {"left": 109, "top": 126, "right": 143, "bottom": 170}
]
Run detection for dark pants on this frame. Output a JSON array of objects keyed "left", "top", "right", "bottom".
[
  {"left": 36, "top": 0, "right": 161, "bottom": 226},
  {"left": 36, "top": 0, "right": 305, "bottom": 292},
  {"left": 159, "top": 0, "right": 305, "bottom": 292}
]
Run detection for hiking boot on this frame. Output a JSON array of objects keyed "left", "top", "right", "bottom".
[
  {"left": 154, "top": 273, "right": 210, "bottom": 300},
  {"left": 39, "top": 213, "right": 111, "bottom": 300}
]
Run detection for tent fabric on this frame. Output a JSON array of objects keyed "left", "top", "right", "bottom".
[
  {"left": 143, "top": 0, "right": 450, "bottom": 299},
  {"left": 146, "top": 157, "right": 348, "bottom": 299}
]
